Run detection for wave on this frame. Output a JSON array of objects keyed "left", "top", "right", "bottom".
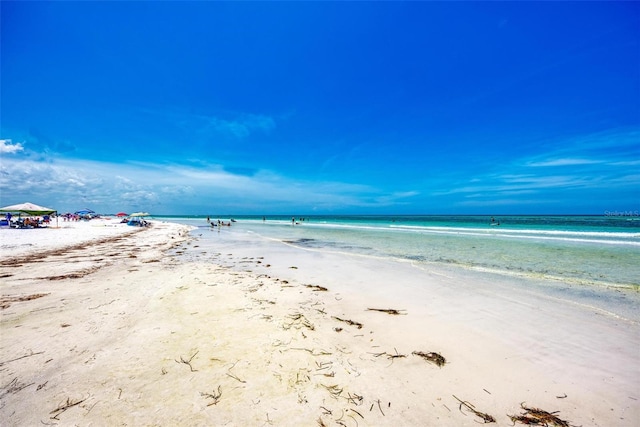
[
  {"left": 388, "top": 225, "right": 640, "bottom": 246},
  {"left": 390, "top": 224, "right": 640, "bottom": 238},
  {"left": 236, "top": 218, "right": 640, "bottom": 247}
]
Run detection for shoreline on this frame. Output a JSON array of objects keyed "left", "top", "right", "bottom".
[
  {"left": 177, "top": 215, "right": 640, "bottom": 289},
  {"left": 1, "top": 220, "right": 638, "bottom": 425}
]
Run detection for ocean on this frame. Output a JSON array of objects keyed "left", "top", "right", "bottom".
[{"left": 161, "top": 214, "right": 640, "bottom": 289}]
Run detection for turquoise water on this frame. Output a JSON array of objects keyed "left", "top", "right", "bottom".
[{"left": 160, "top": 215, "right": 640, "bottom": 288}]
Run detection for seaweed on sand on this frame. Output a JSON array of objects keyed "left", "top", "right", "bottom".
[
  {"left": 50, "top": 397, "right": 88, "bottom": 420},
  {"left": 331, "top": 316, "right": 363, "bottom": 329},
  {"left": 200, "top": 385, "right": 222, "bottom": 406},
  {"left": 508, "top": 403, "right": 571, "bottom": 427},
  {"left": 175, "top": 350, "right": 199, "bottom": 372},
  {"left": 0, "top": 293, "right": 49, "bottom": 309},
  {"left": 453, "top": 395, "right": 496, "bottom": 423},
  {"left": 366, "top": 308, "right": 406, "bottom": 315},
  {"left": 284, "top": 313, "right": 315, "bottom": 331},
  {"left": 305, "top": 284, "right": 329, "bottom": 292},
  {"left": 412, "top": 351, "right": 446, "bottom": 367}
]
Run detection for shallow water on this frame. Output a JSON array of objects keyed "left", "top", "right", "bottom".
[
  {"left": 165, "top": 215, "right": 640, "bottom": 288},
  {"left": 163, "top": 215, "right": 639, "bottom": 325}
]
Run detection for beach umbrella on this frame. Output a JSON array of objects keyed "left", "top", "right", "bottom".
[
  {"left": 116, "top": 212, "right": 128, "bottom": 217},
  {"left": 75, "top": 208, "right": 95, "bottom": 215},
  {"left": 129, "top": 212, "right": 150, "bottom": 217}
]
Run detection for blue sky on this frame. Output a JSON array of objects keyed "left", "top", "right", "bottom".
[{"left": 1, "top": 1, "right": 638, "bottom": 215}]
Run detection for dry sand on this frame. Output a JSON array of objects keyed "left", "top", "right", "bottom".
[{"left": 0, "top": 220, "right": 638, "bottom": 426}]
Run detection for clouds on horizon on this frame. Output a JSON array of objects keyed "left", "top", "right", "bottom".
[
  {"left": 0, "top": 154, "right": 386, "bottom": 214},
  {"left": 1, "top": 127, "right": 637, "bottom": 214},
  {"left": 434, "top": 128, "right": 640, "bottom": 210}
]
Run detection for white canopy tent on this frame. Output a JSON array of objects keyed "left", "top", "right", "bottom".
[{"left": 0, "top": 202, "right": 58, "bottom": 227}]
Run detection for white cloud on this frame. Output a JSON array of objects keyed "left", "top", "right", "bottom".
[
  {"left": 144, "top": 108, "right": 278, "bottom": 143},
  {"left": 527, "top": 158, "right": 602, "bottom": 167},
  {"left": 2, "top": 126, "right": 635, "bottom": 214},
  {"left": 0, "top": 156, "right": 400, "bottom": 214},
  {"left": 525, "top": 128, "right": 639, "bottom": 168},
  {"left": 205, "top": 113, "right": 276, "bottom": 139},
  {"left": 427, "top": 128, "right": 640, "bottom": 211},
  {"left": 433, "top": 174, "right": 584, "bottom": 196},
  {"left": 0, "top": 139, "right": 24, "bottom": 154},
  {"left": 373, "top": 191, "right": 420, "bottom": 206},
  {"left": 610, "top": 160, "right": 640, "bottom": 166}
]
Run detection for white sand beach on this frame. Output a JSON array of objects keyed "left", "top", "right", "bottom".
[{"left": 0, "top": 220, "right": 638, "bottom": 426}]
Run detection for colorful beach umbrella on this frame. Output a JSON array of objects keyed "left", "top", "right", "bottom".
[
  {"left": 116, "top": 212, "right": 128, "bottom": 217},
  {"left": 75, "top": 208, "right": 95, "bottom": 215},
  {"left": 129, "top": 212, "right": 150, "bottom": 217}
]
